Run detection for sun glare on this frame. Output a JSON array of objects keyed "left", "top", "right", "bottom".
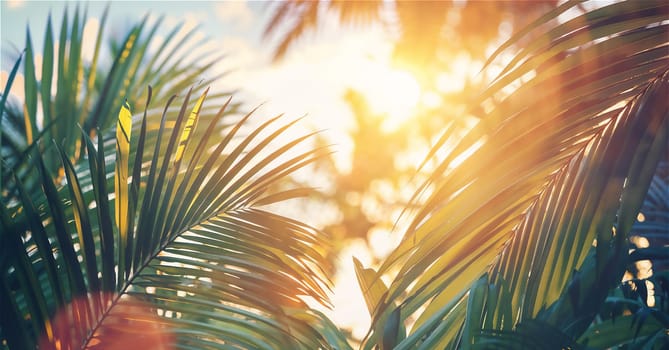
[{"left": 364, "top": 68, "right": 421, "bottom": 131}]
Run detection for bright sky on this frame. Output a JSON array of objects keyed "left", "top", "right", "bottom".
[
  {"left": 1, "top": 0, "right": 427, "bottom": 171},
  {"left": 0, "top": 0, "right": 422, "bottom": 340}
]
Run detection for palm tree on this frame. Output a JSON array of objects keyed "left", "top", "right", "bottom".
[
  {"left": 351, "top": 1, "right": 669, "bottom": 348},
  {"left": 1, "top": 6, "right": 347, "bottom": 349},
  {"left": 2, "top": 0, "right": 668, "bottom": 349}
]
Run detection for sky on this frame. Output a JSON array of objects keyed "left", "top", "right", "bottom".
[
  {"left": 0, "top": 0, "right": 420, "bottom": 339},
  {"left": 1, "top": 0, "right": 425, "bottom": 173}
]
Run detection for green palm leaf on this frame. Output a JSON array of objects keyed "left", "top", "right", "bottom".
[
  {"left": 1, "top": 6, "right": 236, "bottom": 202},
  {"left": 0, "top": 89, "right": 340, "bottom": 349}
]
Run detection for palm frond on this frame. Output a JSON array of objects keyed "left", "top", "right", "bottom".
[
  {"left": 264, "top": 0, "right": 383, "bottom": 61},
  {"left": 1, "top": 5, "right": 236, "bottom": 202},
  {"left": 360, "top": 1, "right": 669, "bottom": 348},
  {"left": 0, "top": 50, "right": 23, "bottom": 191},
  {"left": 0, "top": 89, "right": 340, "bottom": 349},
  {"left": 573, "top": 161, "right": 669, "bottom": 348}
]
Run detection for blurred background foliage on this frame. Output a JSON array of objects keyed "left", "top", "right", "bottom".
[{"left": 264, "top": 0, "right": 559, "bottom": 268}]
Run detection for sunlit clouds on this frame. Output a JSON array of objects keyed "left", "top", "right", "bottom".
[{"left": 215, "top": 1, "right": 254, "bottom": 30}]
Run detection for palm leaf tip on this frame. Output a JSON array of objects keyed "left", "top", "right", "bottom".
[
  {"left": 115, "top": 99, "right": 132, "bottom": 287},
  {"left": 174, "top": 88, "right": 208, "bottom": 163}
]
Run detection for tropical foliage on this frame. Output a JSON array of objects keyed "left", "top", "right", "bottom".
[
  {"left": 351, "top": 1, "right": 669, "bottom": 348},
  {"left": 1, "top": 6, "right": 345, "bottom": 350},
  {"left": 1, "top": 5, "right": 234, "bottom": 201},
  {"left": 263, "top": 0, "right": 561, "bottom": 265},
  {"left": 1, "top": 0, "right": 668, "bottom": 349}
]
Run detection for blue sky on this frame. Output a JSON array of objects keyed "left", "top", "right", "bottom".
[{"left": 1, "top": 1, "right": 264, "bottom": 50}]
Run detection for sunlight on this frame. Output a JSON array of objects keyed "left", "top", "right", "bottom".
[
  {"left": 421, "top": 90, "right": 442, "bottom": 109},
  {"left": 450, "top": 129, "right": 484, "bottom": 169},
  {"left": 5, "top": 1, "right": 661, "bottom": 348},
  {"left": 81, "top": 18, "right": 100, "bottom": 62},
  {"left": 329, "top": 239, "right": 373, "bottom": 341},
  {"left": 364, "top": 68, "right": 421, "bottom": 131},
  {"left": 435, "top": 54, "right": 478, "bottom": 94}
]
